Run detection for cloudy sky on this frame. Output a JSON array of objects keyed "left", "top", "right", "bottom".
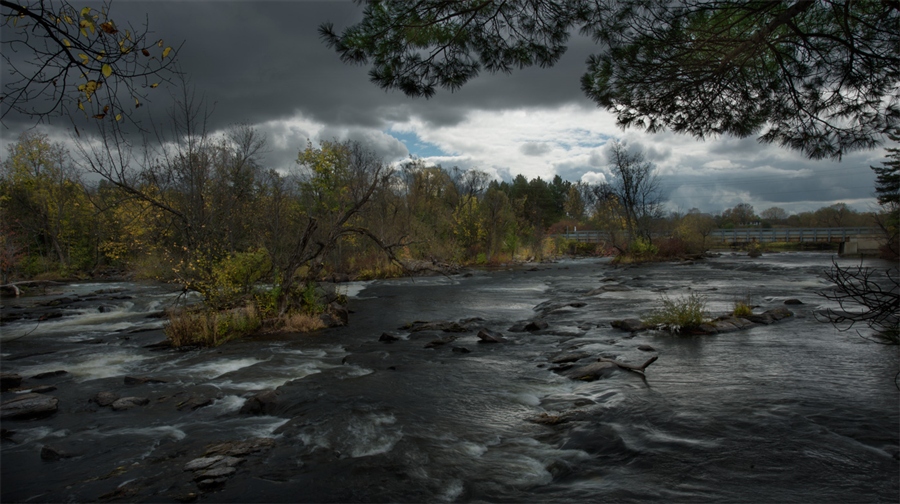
[{"left": 1, "top": 1, "right": 892, "bottom": 215}]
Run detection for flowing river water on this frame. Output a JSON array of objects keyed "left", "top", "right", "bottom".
[{"left": 1, "top": 252, "right": 898, "bottom": 502}]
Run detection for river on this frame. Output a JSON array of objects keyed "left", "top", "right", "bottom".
[{"left": 1, "top": 252, "right": 897, "bottom": 502}]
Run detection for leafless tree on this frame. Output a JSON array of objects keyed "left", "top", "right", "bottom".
[
  {"left": 602, "top": 141, "right": 665, "bottom": 243},
  {"left": 818, "top": 259, "right": 899, "bottom": 345}
]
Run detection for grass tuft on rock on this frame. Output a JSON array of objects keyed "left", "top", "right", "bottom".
[{"left": 643, "top": 292, "right": 708, "bottom": 333}]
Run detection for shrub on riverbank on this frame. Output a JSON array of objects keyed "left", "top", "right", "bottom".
[{"left": 643, "top": 292, "right": 709, "bottom": 332}]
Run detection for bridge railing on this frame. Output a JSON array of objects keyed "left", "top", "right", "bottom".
[
  {"left": 708, "top": 227, "right": 881, "bottom": 243},
  {"left": 556, "top": 227, "right": 881, "bottom": 244}
]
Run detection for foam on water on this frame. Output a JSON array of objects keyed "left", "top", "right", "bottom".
[
  {"left": 438, "top": 479, "right": 465, "bottom": 502},
  {"left": 8, "top": 427, "right": 69, "bottom": 445},
  {"left": 341, "top": 281, "right": 372, "bottom": 299},
  {"left": 235, "top": 416, "right": 290, "bottom": 438},
  {"left": 346, "top": 413, "right": 403, "bottom": 458},
  {"left": 459, "top": 441, "right": 488, "bottom": 458},
  {"left": 94, "top": 425, "right": 187, "bottom": 441},
  {"left": 297, "top": 412, "right": 403, "bottom": 459},
  {"left": 185, "top": 357, "right": 264, "bottom": 380},
  {"left": 12, "top": 350, "right": 151, "bottom": 382},
  {"left": 205, "top": 395, "right": 246, "bottom": 415}
]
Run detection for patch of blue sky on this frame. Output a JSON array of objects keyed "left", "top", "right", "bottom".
[
  {"left": 387, "top": 130, "right": 450, "bottom": 158},
  {"left": 556, "top": 129, "right": 610, "bottom": 150}
]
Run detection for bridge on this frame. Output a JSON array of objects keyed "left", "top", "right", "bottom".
[{"left": 558, "top": 227, "right": 884, "bottom": 255}]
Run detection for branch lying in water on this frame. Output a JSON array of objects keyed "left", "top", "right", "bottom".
[{"left": 598, "top": 355, "right": 658, "bottom": 375}]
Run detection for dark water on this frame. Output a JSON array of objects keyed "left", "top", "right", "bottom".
[{"left": 1, "top": 253, "right": 898, "bottom": 502}]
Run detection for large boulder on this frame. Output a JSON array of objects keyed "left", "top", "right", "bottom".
[{"left": 0, "top": 393, "right": 59, "bottom": 419}]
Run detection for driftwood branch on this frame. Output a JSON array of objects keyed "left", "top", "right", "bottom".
[{"left": 599, "top": 355, "right": 658, "bottom": 374}]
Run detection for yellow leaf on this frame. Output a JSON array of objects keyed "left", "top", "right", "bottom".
[
  {"left": 162, "top": 46, "right": 172, "bottom": 59},
  {"left": 78, "top": 53, "right": 89, "bottom": 65},
  {"left": 115, "top": 114, "right": 122, "bottom": 122},
  {"left": 62, "top": 39, "right": 71, "bottom": 47},
  {"left": 150, "top": 83, "right": 159, "bottom": 88},
  {"left": 83, "top": 80, "right": 99, "bottom": 99},
  {"left": 78, "top": 100, "right": 85, "bottom": 111},
  {"left": 80, "top": 7, "right": 91, "bottom": 17},
  {"left": 102, "top": 64, "right": 112, "bottom": 78},
  {"left": 63, "top": 15, "right": 73, "bottom": 25},
  {"left": 157, "top": 39, "right": 163, "bottom": 47}
]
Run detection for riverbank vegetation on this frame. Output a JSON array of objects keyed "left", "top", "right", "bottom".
[{"left": 2, "top": 128, "right": 894, "bottom": 287}]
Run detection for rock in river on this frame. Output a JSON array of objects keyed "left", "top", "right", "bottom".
[
  {"left": 477, "top": 328, "right": 507, "bottom": 343},
  {"left": 0, "top": 393, "right": 59, "bottom": 420},
  {"left": 0, "top": 373, "right": 22, "bottom": 392},
  {"left": 111, "top": 396, "right": 150, "bottom": 411},
  {"left": 239, "top": 390, "right": 278, "bottom": 415}
]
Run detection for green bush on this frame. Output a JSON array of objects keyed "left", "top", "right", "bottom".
[
  {"left": 628, "top": 237, "right": 658, "bottom": 258},
  {"left": 300, "top": 281, "right": 324, "bottom": 315},
  {"left": 644, "top": 292, "right": 708, "bottom": 332}
]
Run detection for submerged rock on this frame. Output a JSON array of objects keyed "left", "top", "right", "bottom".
[
  {"left": 176, "top": 395, "right": 214, "bottom": 412},
  {"left": 508, "top": 320, "right": 549, "bottom": 332},
  {"left": 111, "top": 396, "right": 150, "bottom": 411},
  {"left": 378, "top": 332, "right": 401, "bottom": 343},
  {"left": 0, "top": 393, "right": 59, "bottom": 419},
  {"left": 610, "top": 319, "right": 648, "bottom": 332},
  {"left": 205, "top": 437, "right": 275, "bottom": 457},
  {"left": 41, "top": 444, "right": 80, "bottom": 460},
  {"left": 124, "top": 376, "right": 167, "bottom": 385},
  {"left": 550, "top": 352, "right": 591, "bottom": 364},
  {"left": 31, "top": 370, "right": 67, "bottom": 380},
  {"left": 424, "top": 335, "right": 457, "bottom": 348},
  {"left": 560, "top": 361, "right": 619, "bottom": 381}
]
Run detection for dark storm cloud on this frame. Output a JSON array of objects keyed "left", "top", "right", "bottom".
[
  {"left": 84, "top": 1, "right": 597, "bottom": 133},
  {"left": 520, "top": 142, "right": 553, "bottom": 156}
]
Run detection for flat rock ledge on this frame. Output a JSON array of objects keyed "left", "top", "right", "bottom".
[
  {"left": 0, "top": 393, "right": 59, "bottom": 420},
  {"left": 612, "top": 307, "right": 794, "bottom": 335},
  {"left": 182, "top": 438, "right": 275, "bottom": 493}
]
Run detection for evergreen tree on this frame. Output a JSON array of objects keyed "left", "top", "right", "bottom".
[{"left": 322, "top": 0, "right": 898, "bottom": 159}]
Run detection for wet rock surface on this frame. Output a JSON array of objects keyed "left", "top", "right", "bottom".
[
  {"left": 0, "top": 255, "right": 897, "bottom": 503},
  {"left": 0, "top": 393, "right": 59, "bottom": 419}
]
